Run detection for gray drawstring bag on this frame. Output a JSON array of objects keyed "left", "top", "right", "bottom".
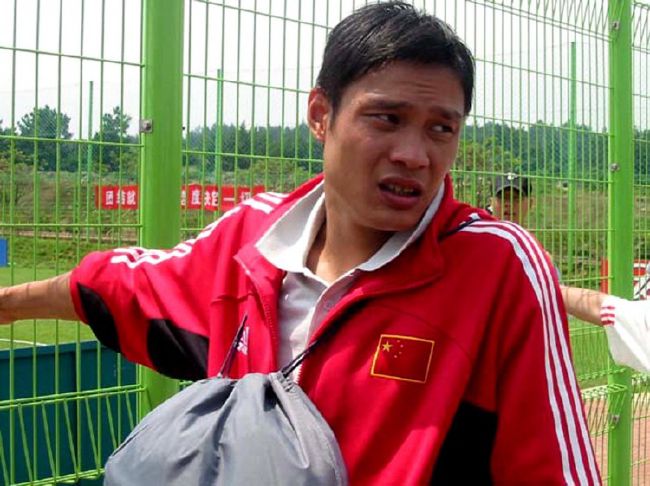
[{"left": 104, "top": 318, "right": 348, "bottom": 485}]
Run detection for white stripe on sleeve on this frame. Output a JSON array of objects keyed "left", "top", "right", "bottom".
[
  {"left": 109, "top": 206, "right": 242, "bottom": 268},
  {"left": 462, "top": 221, "right": 600, "bottom": 485}
]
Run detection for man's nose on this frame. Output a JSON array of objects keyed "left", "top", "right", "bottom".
[{"left": 389, "top": 132, "right": 430, "bottom": 169}]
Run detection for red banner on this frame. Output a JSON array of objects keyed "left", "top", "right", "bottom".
[
  {"left": 182, "top": 184, "right": 204, "bottom": 210},
  {"left": 181, "top": 184, "right": 265, "bottom": 211},
  {"left": 97, "top": 184, "right": 265, "bottom": 211},
  {"left": 95, "top": 185, "right": 139, "bottom": 210},
  {"left": 600, "top": 259, "right": 650, "bottom": 300}
]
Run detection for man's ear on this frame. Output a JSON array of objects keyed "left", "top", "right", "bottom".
[{"left": 307, "top": 88, "right": 332, "bottom": 143}]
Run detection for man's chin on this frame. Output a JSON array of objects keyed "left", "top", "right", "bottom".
[
  {"left": 372, "top": 218, "right": 421, "bottom": 234},
  {"left": 364, "top": 207, "right": 428, "bottom": 234}
]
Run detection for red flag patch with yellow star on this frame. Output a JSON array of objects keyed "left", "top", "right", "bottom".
[{"left": 370, "top": 334, "right": 435, "bottom": 384}]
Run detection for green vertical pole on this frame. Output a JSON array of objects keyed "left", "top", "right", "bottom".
[
  {"left": 608, "top": 0, "right": 634, "bottom": 484},
  {"left": 86, "top": 81, "right": 94, "bottom": 242},
  {"left": 215, "top": 68, "right": 223, "bottom": 209},
  {"left": 138, "top": 0, "right": 185, "bottom": 417},
  {"left": 567, "top": 42, "right": 577, "bottom": 273}
]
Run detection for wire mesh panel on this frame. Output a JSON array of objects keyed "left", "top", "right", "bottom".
[
  {"left": 0, "top": 0, "right": 142, "bottom": 484},
  {"left": 180, "top": 0, "right": 333, "bottom": 237},
  {"left": 1, "top": 0, "right": 650, "bottom": 484}
]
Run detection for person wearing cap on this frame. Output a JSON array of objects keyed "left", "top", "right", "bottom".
[
  {"left": 489, "top": 172, "right": 532, "bottom": 225},
  {"left": 0, "top": 3, "right": 599, "bottom": 484},
  {"left": 490, "top": 172, "right": 562, "bottom": 277}
]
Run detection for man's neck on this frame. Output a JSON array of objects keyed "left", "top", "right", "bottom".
[{"left": 306, "top": 218, "right": 392, "bottom": 284}]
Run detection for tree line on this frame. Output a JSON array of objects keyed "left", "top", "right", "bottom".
[{"left": 2, "top": 105, "right": 650, "bottom": 182}]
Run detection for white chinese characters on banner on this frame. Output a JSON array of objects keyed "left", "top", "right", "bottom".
[
  {"left": 182, "top": 184, "right": 265, "bottom": 211},
  {"left": 98, "top": 184, "right": 266, "bottom": 211},
  {"left": 95, "top": 185, "right": 139, "bottom": 210}
]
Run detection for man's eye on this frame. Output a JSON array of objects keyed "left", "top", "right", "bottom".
[
  {"left": 431, "top": 124, "right": 453, "bottom": 133},
  {"left": 373, "top": 113, "right": 399, "bottom": 124}
]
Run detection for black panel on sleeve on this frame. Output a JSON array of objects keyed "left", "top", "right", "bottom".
[
  {"left": 147, "top": 319, "right": 209, "bottom": 381},
  {"left": 77, "top": 283, "right": 121, "bottom": 353},
  {"left": 430, "top": 401, "right": 497, "bottom": 485}
]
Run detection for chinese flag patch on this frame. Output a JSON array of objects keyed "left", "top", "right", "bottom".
[{"left": 370, "top": 334, "right": 435, "bottom": 384}]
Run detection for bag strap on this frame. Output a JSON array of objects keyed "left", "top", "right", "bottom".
[
  {"left": 218, "top": 315, "right": 248, "bottom": 378},
  {"left": 280, "top": 304, "right": 358, "bottom": 378},
  {"left": 218, "top": 308, "right": 353, "bottom": 380}
]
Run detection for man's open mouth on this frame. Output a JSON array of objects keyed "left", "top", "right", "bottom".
[{"left": 379, "top": 183, "right": 421, "bottom": 197}]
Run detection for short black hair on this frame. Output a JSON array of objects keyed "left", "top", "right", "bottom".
[{"left": 316, "top": 1, "right": 475, "bottom": 117}]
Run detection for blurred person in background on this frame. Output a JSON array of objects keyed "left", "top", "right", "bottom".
[{"left": 488, "top": 172, "right": 532, "bottom": 225}]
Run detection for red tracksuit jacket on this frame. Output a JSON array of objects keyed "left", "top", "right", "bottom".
[{"left": 70, "top": 175, "right": 600, "bottom": 485}]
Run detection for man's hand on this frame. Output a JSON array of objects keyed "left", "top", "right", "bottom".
[{"left": 0, "top": 272, "right": 77, "bottom": 324}]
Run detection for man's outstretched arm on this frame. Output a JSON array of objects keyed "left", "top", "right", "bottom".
[{"left": 0, "top": 272, "right": 76, "bottom": 324}]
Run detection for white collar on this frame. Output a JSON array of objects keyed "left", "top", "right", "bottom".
[{"left": 256, "top": 180, "right": 445, "bottom": 276}]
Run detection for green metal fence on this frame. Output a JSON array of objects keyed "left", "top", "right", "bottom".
[{"left": 1, "top": 0, "right": 649, "bottom": 484}]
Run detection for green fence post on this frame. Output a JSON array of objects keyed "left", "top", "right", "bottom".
[
  {"left": 608, "top": 0, "right": 634, "bottom": 484},
  {"left": 138, "top": 0, "right": 185, "bottom": 417}
]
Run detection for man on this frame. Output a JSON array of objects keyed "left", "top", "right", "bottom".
[
  {"left": 0, "top": 2, "right": 599, "bottom": 484},
  {"left": 562, "top": 283, "right": 650, "bottom": 374},
  {"left": 489, "top": 172, "right": 533, "bottom": 225}
]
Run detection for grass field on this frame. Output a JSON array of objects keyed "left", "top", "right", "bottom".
[{"left": 0, "top": 266, "right": 96, "bottom": 350}]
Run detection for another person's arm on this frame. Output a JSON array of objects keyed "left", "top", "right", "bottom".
[
  {"left": 561, "top": 285, "right": 650, "bottom": 373},
  {"left": 560, "top": 285, "right": 606, "bottom": 326},
  {"left": 0, "top": 272, "right": 76, "bottom": 324}
]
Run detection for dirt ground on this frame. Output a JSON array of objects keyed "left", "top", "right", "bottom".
[{"left": 587, "top": 394, "right": 650, "bottom": 484}]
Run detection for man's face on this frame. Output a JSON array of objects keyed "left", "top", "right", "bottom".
[
  {"left": 491, "top": 188, "right": 531, "bottom": 225},
  {"left": 307, "top": 61, "right": 465, "bottom": 235}
]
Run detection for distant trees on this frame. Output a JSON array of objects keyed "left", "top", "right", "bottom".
[
  {"left": 0, "top": 105, "right": 139, "bottom": 175},
  {"left": 183, "top": 122, "right": 322, "bottom": 172},
  {"left": 93, "top": 106, "right": 139, "bottom": 174},
  {"left": 2, "top": 104, "right": 650, "bottom": 186},
  {"left": 462, "top": 121, "right": 611, "bottom": 180},
  {"left": 15, "top": 105, "right": 75, "bottom": 171}
]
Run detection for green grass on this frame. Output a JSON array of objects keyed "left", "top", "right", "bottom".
[{"left": 0, "top": 266, "right": 96, "bottom": 349}]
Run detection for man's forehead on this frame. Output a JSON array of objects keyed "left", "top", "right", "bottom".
[{"left": 341, "top": 62, "right": 466, "bottom": 115}]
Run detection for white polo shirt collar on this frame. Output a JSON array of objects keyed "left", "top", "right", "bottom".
[{"left": 257, "top": 180, "right": 445, "bottom": 277}]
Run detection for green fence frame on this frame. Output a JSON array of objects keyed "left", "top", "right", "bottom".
[
  {"left": 1, "top": 0, "right": 650, "bottom": 484},
  {"left": 609, "top": 0, "right": 635, "bottom": 481}
]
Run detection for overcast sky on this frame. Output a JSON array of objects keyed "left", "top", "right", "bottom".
[{"left": 2, "top": 0, "right": 646, "bottom": 138}]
